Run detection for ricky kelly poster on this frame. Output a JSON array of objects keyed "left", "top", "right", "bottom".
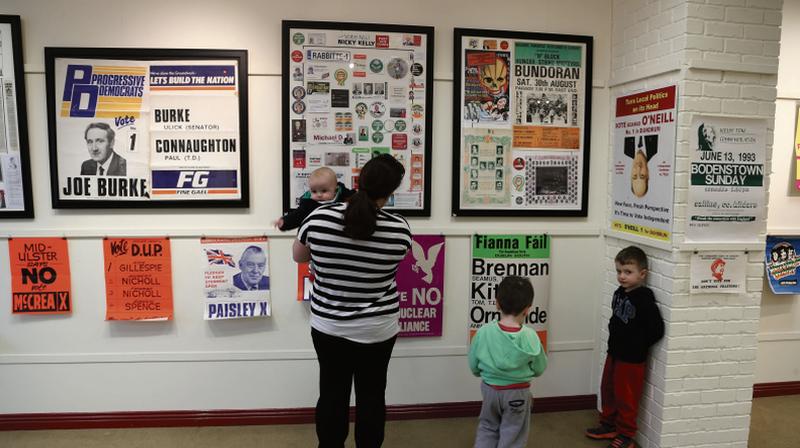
[
  {"left": 765, "top": 236, "right": 800, "bottom": 294},
  {"left": 396, "top": 235, "right": 445, "bottom": 337},
  {"left": 689, "top": 251, "right": 746, "bottom": 294},
  {"left": 9, "top": 237, "right": 72, "bottom": 314},
  {"left": 469, "top": 234, "right": 550, "bottom": 349},
  {"left": 49, "top": 52, "right": 245, "bottom": 206},
  {"left": 202, "top": 237, "right": 271, "bottom": 320},
  {"left": 456, "top": 31, "right": 591, "bottom": 216},
  {"left": 611, "top": 85, "right": 677, "bottom": 244},
  {"left": 104, "top": 237, "right": 173, "bottom": 321},
  {"left": 286, "top": 24, "right": 432, "bottom": 213},
  {"left": 686, "top": 116, "right": 766, "bottom": 243}
]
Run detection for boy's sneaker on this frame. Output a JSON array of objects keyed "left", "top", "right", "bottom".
[
  {"left": 606, "top": 434, "right": 635, "bottom": 448},
  {"left": 585, "top": 423, "right": 617, "bottom": 440}
]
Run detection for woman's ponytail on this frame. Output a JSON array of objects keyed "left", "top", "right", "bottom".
[{"left": 343, "top": 154, "right": 405, "bottom": 239}]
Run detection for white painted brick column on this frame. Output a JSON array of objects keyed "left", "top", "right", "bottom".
[{"left": 607, "top": 1, "right": 781, "bottom": 447}]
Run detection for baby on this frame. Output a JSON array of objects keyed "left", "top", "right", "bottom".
[{"left": 276, "top": 167, "right": 354, "bottom": 231}]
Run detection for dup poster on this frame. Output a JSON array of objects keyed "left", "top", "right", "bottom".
[
  {"left": 0, "top": 17, "right": 32, "bottom": 217},
  {"left": 689, "top": 251, "right": 746, "bottom": 294},
  {"left": 686, "top": 116, "right": 766, "bottom": 243},
  {"left": 611, "top": 85, "right": 677, "bottom": 244},
  {"left": 103, "top": 237, "right": 173, "bottom": 321},
  {"left": 455, "top": 30, "right": 591, "bottom": 216},
  {"left": 201, "top": 237, "right": 271, "bottom": 320},
  {"left": 765, "top": 236, "right": 800, "bottom": 294},
  {"left": 397, "top": 235, "right": 445, "bottom": 337},
  {"left": 48, "top": 50, "right": 246, "bottom": 207},
  {"left": 285, "top": 23, "right": 433, "bottom": 214},
  {"left": 9, "top": 237, "right": 72, "bottom": 314},
  {"left": 469, "top": 234, "right": 550, "bottom": 348}
]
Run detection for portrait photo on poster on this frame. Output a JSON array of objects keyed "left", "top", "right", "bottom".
[{"left": 45, "top": 47, "right": 249, "bottom": 209}]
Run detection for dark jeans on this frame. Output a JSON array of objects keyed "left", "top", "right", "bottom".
[{"left": 311, "top": 328, "right": 397, "bottom": 448}]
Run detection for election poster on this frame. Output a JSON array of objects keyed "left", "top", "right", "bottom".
[
  {"left": 689, "top": 251, "right": 746, "bottom": 294},
  {"left": 611, "top": 85, "right": 677, "bottom": 244},
  {"left": 686, "top": 116, "right": 766, "bottom": 243},
  {"left": 795, "top": 104, "right": 800, "bottom": 191},
  {"left": 397, "top": 235, "right": 445, "bottom": 337},
  {"left": 104, "top": 237, "right": 173, "bottom": 321},
  {"left": 454, "top": 29, "right": 592, "bottom": 216},
  {"left": 297, "top": 262, "right": 313, "bottom": 302},
  {"left": 201, "top": 237, "right": 271, "bottom": 320},
  {"left": 0, "top": 16, "right": 33, "bottom": 218},
  {"left": 45, "top": 48, "right": 248, "bottom": 208},
  {"left": 9, "top": 237, "right": 72, "bottom": 314},
  {"left": 469, "top": 234, "right": 550, "bottom": 349},
  {"left": 283, "top": 21, "right": 434, "bottom": 216},
  {"left": 765, "top": 236, "right": 800, "bottom": 294}
]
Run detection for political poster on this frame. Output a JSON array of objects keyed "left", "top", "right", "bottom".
[
  {"left": 201, "top": 237, "right": 271, "bottom": 320},
  {"left": 9, "top": 237, "right": 72, "bottom": 314},
  {"left": 765, "top": 236, "right": 800, "bottom": 294},
  {"left": 795, "top": 104, "right": 800, "bottom": 191},
  {"left": 469, "top": 234, "right": 550, "bottom": 349},
  {"left": 686, "top": 116, "right": 766, "bottom": 243},
  {"left": 0, "top": 16, "right": 33, "bottom": 218},
  {"left": 454, "top": 29, "right": 592, "bottom": 216},
  {"left": 45, "top": 48, "right": 248, "bottom": 208},
  {"left": 611, "top": 85, "right": 677, "bottom": 244},
  {"left": 284, "top": 21, "right": 434, "bottom": 215},
  {"left": 689, "top": 251, "right": 746, "bottom": 294},
  {"left": 297, "top": 262, "right": 313, "bottom": 302},
  {"left": 397, "top": 235, "right": 445, "bottom": 337},
  {"left": 104, "top": 237, "right": 173, "bottom": 321}
]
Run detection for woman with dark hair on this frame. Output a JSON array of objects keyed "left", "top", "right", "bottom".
[{"left": 293, "top": 154, "right": 412, "bottom": 448}]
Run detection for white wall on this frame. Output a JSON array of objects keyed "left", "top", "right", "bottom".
[
  {"left": 758, "top": 0, "right": 800, "bottom": 384},
  {"left": 0, "top": 0, "right": 612, "bottom": 413}
]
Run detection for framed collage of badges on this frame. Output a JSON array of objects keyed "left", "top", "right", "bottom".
[
  {"left": 45, "top": 48, "right": 249, "bottom": 208},
  {"left": 452, "top": 28, "right": 593, "bottom": 217},
  {"left": 282, "top": 21, "right": 434, "bottom": 216},
  {"left": 0, "top": 15, "right": 34, "bottom": 218}
]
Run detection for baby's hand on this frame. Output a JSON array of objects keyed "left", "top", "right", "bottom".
[{"left": 273, "top": 217, "right": 285, "bottom": 230}]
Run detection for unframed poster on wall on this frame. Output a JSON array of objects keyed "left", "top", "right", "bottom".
[
  {"left": 45, "top": 47, "right": 249, "bottom": 208},
  {"left": 0, "top": 15, "right": 34, "bottom": 218},
  {"left": 452, "top": 28, "right": 592, "bottom": 217},
  {"left": 282, "top": 20, "right": 434, "bottom": 216}
]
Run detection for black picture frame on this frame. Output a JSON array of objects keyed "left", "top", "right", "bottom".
[
  {"left": 0, "top": 15, "right": 34, "bottom": 218},
  {"left": 452, "top": 28, "right": 593, "bottom": 217},
  {"left": 45, "top": 47, "right": 249, "bottom": 209},
  {"left": 282, "top": 20, "right": 434, "bottom": 217}
]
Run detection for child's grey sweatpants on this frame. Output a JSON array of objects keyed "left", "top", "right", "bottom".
[{"left": 474, "top": 381, "right": 531, "bottom": 448}]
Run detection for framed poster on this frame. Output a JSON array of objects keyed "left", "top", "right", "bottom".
[
  {"left": 452, "top": 28, "right": 592, "bottom": 216},
  {"left": 0, "top": 15, "right": 34, "bottom": 218},
  {"left": 794, "top": 103, "right": 799, "bottom": 192},
  {"left": 45, "top": 48, "right": 249, "bottom": 208},
  {"left": 283, "top": 20, "right": 434, "bottom": 216}
]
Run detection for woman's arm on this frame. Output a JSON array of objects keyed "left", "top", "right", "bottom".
[{"left": 293, "top": 239, "right": 311, "bottom": 263}]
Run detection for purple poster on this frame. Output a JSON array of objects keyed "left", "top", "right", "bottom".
[{"left": 397, "top": 235, "right": 445, "bottom": 337}]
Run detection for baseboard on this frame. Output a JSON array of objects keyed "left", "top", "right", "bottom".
[
  {"left": 753, "top": 381, "right": 800, "bottom": 398},
  {"left": 0, "top": 394, "right": 597, "bottom": 431}
]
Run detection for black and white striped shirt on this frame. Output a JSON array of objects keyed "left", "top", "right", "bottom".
[{"left": 298, "top": 202, "right": 412, "bottom": 343}]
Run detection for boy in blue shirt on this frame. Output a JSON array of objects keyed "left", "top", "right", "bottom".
[{"left": 469, "top": 276, "right": 548, "bottom": 448}]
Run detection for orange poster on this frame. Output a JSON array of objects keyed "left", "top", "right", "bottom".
[
  {"left": 103, "top": 237, "right": 173, "bottom": 321},
  {"left": 297, "top": 262, "right": 313, "bottom": 301},
  {"left": 9, "top": 237, "right": 72, "bottom": 314},
  {"left": 512, "top": 125, "right": 580, "bottom": 149}
]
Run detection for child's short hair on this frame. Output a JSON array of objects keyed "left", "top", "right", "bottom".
[
  {"left": 615, "top": 246, "right": 648, "bottom": 270},
  {"left": 309, "top": 167, "right": 337, "bottom": 184},
  {"left": 496, "top": 276, "right": 534, "bottom": 316}
]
